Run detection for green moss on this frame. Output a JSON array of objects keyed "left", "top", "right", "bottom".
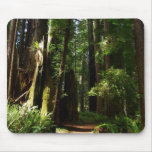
[
  {"left": 41, "top": 70, "right": 54, "bottom": 115},
  {"left": 27, "top": 65, "right": 39, "bottom": 107},
  {"left": 56, "top": 127, "right": 69, "bottom": 133},
  {"left": 41, "top": 86, "right": 50, "bottom": 115}
]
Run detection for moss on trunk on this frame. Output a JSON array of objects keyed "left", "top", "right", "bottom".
[
  {"left": 41, "top": 69, "right": 54, "bottom": 115},
  {"left": 26, "top": 65, "right": 39, "bottom": 107}
]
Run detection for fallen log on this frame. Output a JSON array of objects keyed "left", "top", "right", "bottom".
[{"left": 14, "top": 90, "right": 29, "bottom": 103}]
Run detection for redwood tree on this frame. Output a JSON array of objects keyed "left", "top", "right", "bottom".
[
  {"left": 134, "top": 19, "right": 145, "bottom": 128},
  {"left": 7, "top": 19, "right": 17, "bottom": 85},
  {"left": 104, "top": 20, "right": 111, "bottom": 116},
  {"left": 94, "top": 19, "right": 103, "bottom": 114},
  {"left": 41, "top": 22, "right": 54, "bottom": 115},
  {"left": 8, "top": 19, "right": 18, "bottom": 99},
  {"left": 60, "top": 69, "right": 78, "bottom": 122},
  {"left": 52, "top": 19, "right": 72, "bottom": 124},
  {"left": 26, "top": 19, "right": 48, "bottom": 108},
  {"left": 88, "top": 19, "right": 97, "bottom": 112}
]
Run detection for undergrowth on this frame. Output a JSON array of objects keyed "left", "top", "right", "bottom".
[
  {"left": 78, "top": 111, "right": 103, "bottom": 124},
  {"left": 7, "top": 104, "right": 55, "bottom": 133},
  {"left": 78, "top": 111, "right": 142, "bottom": 133}
]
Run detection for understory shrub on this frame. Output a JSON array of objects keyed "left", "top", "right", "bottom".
[
  {"left": 89, "top": 68, "right": 139, "bottom": 116},
  {"left": 7, "top": 104, "right": 55, "bottom": 133},
  {"left": 93, "top": 115, "right": 141, "bottom": 133},
  {"left": 78, "top": 111, "right": 103, "bottom": 124}
]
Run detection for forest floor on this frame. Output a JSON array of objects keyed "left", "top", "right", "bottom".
[{"left": 56, "top": 123, "right": 98, "bottom": 133}]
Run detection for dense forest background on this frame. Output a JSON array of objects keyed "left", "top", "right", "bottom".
[{"left": 7, "top": 19, "right": 144, "bottom": 133}]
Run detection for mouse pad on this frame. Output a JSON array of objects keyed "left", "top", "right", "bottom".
[{"left": 7, "top": 19, "right": 144, "bottom": 133}]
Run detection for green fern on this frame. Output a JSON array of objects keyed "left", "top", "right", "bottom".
[{"left": 7, "top": 104, "right": 55, "bottom": 133}]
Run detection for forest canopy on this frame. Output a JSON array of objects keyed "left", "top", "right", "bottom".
[{"left": 7, "top": 19, "right": 144, "bottom": 133}]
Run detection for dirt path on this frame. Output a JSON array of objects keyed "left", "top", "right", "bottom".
[{"left": 62, "top": 123, "right": 97, "bottom": 133}]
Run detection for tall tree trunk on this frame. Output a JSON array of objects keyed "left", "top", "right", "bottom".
[
  {"left": 23, "top": 19, "right": 33, "bottom": 70},
  {"left": 104, "top": 20, "right": 111, "bottom": 116},
  {"left": 41, "top": 68, "right": 54, "bottom": 115},
  {"left": 80, "top": 57, "right": 85, "bottom": 112},
  {"left": 16, "top": 20, "right": 26, "bottom": 96},
  {"left": 52, "top": 20, "right": 72, "bottom": 124},
  {"left": 7, "top": 19, "right": 17, "bottom": 87},
  {"left": 18, "top": 20, "right": 26, "bottom": 68},
  {"left": 15, "top": 20, "right": 34, "bottom": 101},
  {"left": 88, "top": 19, "right": 97, "bottom": 112},
  {"left": 104, "top": 20, "right": 110, "bottom": 70},
  {"left": 60, "top": 70, "right": 78, "bottom": 122},
  {"left": 41, "top": 23, "right": 54, "bottom": 115},
  {"left": 134, "top": 19, "right": 145, "bottom": 128},
  {"left": 94, "top": 19, "right": 103, "bottom": 114},
  {"left": 8, "top": 19, "right": 18, "bottom": 99},
  {"left": 26, "top": 19, "right": 48, "bottom": 108},
  {"left": 74, "top": 38, "right": 77, "bottom": 73}
]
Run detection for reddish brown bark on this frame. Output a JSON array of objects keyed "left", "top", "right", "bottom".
[
  {"left": 26, "top": 19, "right": 48, "bottom": 108},
  {"left": 80, "top": 57, "right": 85, "bottom": 112},
  {"left": 52, "top": 20, "right": 72, "bottom": 124},
  {"left": 18, "top": 20, "right": 26, "bottom": 68},
  {"left": 94, "top": 19, "right": 103, "bottom": 114},
  {"left": 134, "top": 19, "right": 145, "bottom": 128},
  {"left": 60, "top": 70, "right": 78, "bottom": 122},
  {"left": 104, "top": 20, "right": 111, "bottom": 116},
  {"left": 7, "top": 19, "right": 17, "bottom": 88},
  {"left": 104, "top": 20, "right": 110, "bottom": 70},
  {"left": 88, "top": 19, "right": 97, "bottom": 112},
  {"left": 8, "top": 19, "right": 18, "bottom": 99}
]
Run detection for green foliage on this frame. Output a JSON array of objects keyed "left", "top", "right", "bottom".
[
  {"left": 7, "top": 104, "right": 55, "bottom": 133},
  {"left": 93, "top": 115, "right": 141, "bottom": 133},
  {"left": 94, "top": 123, "right": 118, "bottom": 133},
  {"left": 100, "top": 35, "right": 114, "bottom": 55},
  {"left": 89, "top": 68, "right": 139, "bottom": 116},
  {"left": 105, "top": 19, "right": 136, "bottom": 73},
  {"left": 89, "top": 68, "right": 138, "bottom": 99},
  {"left": 78, "top": 111, "right": 141, "bottom": 133},
  {"left": 78, "top": 111, "right": 103, "bottom": 124},
  {"left": 56, "top": 127, "right": 69, "bottom": 133},
  {"left": 114, "top": 115, "right": 141, "bottom": 133},
  {"left": 48, "top": 19, "right": 75, "bottom": 83},
  {"left": 31, "top": 41, "right": 40, "bottom": 52},
  {"left": 8, "top": 19, "right": 142, "bottom": 133},
  {"left": 97, "top": 19, "right": 136, "bottom": 74}
]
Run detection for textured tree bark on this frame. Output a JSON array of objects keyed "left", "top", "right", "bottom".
[
  {"left": 80, "top": 57, "right": 85, "bottom": 112},
  {"left": 52, "top": 20, "right": 72, "bottom": 124},
  {"left": 60, "top": 70, "right": 78, "bottom": 122},
  {"left": 8, "top": 19, "right": 18, "bottom": 99},
  {"left": 41, "top": 24, "right": 54, "bottom": 115},
  {"left": 88, "top": 19, "right": 97, "bottom": 112},
  {"left": 26, "top": 19, "right": 48, "bottom": 108},
  {"left": 41, "top": 69, "right": 54, "bottom": 115},
  {"left": 14, "top": 20, "right": 33, "bottom": 100},
  {"left": 16, "top": 20, "right": 26, "bottom": 97},
  {"left": 80, "top": 84, "right": 85, "bottom": 111},
  {"left": 7, "top": 19, "right": 17, "bottom": 87},
  {"left": 134, "top": 19, "right": 145, "bottom": 128},
  {"left": 94, "top": 19, "right": 103, "bottom": 114},
  {"left": 18, "top": 20, "right": 26, "bottom": 68},
  {"left": 23, "top": 20, "right": 33, "bottom": 70},
  {"left": 104, "top": 20, "right": 110, "bottom": 69},
  {"left": 26, "top": 62, "right": 39, "bottom": 107},
  {"left": 104, "top": 20, "right": 111, "bottom": 116}
]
